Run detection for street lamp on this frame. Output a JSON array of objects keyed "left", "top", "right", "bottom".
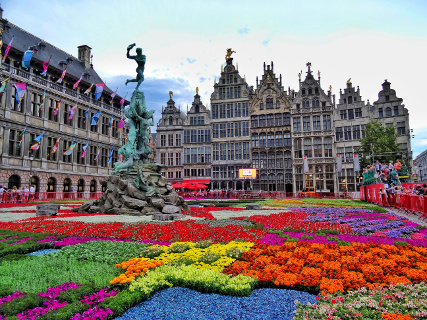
[{"left": 29, "top": 155, "right": 34, "bottom": 187}]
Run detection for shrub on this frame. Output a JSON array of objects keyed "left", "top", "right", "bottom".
[{"left": 140, "top": 246, "right": 165, "bottom": 259}]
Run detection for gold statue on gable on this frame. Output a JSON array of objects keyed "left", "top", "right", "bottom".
[
  {"left": 169, "top": 91, "right": 173, "bottom": 100},
  {"left": 225, "top": 48, "right": 236, "bottom": 61},
  {"left": 196, "top": 87, "right": 199, "bottom": 94},
  {"left": 306, "top": 62, "right": 311, "bottom": 67},
  {"left": 266, "top": 73, "right": 272, "bottom": 83},
  {"left": 347, "top": 78, "right": 351, "bottom": 84}
]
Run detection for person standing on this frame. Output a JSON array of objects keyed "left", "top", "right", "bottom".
[
  {"left": 23, "top": 186, "right": 29, "bottom": 203},
  {"left": 29, "top": 185, "right": 35, "bottom": 201}
]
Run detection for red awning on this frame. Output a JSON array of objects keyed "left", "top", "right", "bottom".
[{"left": 182, "top": 179, "right": 210, "bottom": 185}]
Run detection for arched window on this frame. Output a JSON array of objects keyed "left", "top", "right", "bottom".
[
  {"left": 315, "top": 87, "right": 319, "bottom": 94},
  {"left": 90, "top": 179, "right": 97, "bottom": 192},
  {"left": 252, "top": 153, "right": 259, "bottom": 169},
  {"left": 304, "top": 139, "right": 312, "bottom": 158},
  {"left": 284, "top": 151, "right": 292, "bottom": 168},
  {"left": 386, "top": 107, "right": 392, "bottom": 117},
  {"left": 169, "top": 117, "right": 173, "bottom": 125},
  {"left": 8, "top": 174, "right": 21, "bottom": 190},
  {"left": 315, "top": 100, "right": 320, "bottom": 107},
  {"left": 302, "top": 100, "right": 310, "bottom": 108},
  {"left": 77, "top": 179, "right": 85, "bottom": 192},
  {"left": 251, "top": 134, "right": 259, "bottom": 147},
  {"left": 260, "top": 152, "right": 267, "bottom": 169},
  {"left": 47, "top": 177, "right": 56, "bottom": 192},
  {"left": 302, "top": 89, "right": 306, "bottom": 95},
  {"left": 276, "top": 101, "right": 280, "bottom": 108},
  {"left": 283, "top": 132, "right": 291, "bottom": 146},
  {"left": 30, "top": 176, "right": 40, "bottom": 192},
  {"left": 195, "top": 105, "right": 199, "bottom": 113},
  {"left": 251, "top": 115, "right": 258, "bottom": 128},
  {"left": 267, "top": 133, "right": 274, "bottom": 147},
  {"left": 268, "top": 153, "right": 275, "bottom": 168},
  {"left": 259, "top": 133, "right": 266, "bottom": 147},
  {"left": 275, "top": 132, "right": 282, "bottom": 146},
  {"left": 348, "top": 96, "right": 353, "bottom": 104},
  {"left": 308, "top": 88, "right": 312, "bottom": 95},
  {"left": 276, "top": 152, "right": 283, "bottom": 168},
  {"left": 394, "top": 106, "right": 399, "bottom": 116},
  {"left": 63, "top": 178, "right": 72, "bottom": 192}
]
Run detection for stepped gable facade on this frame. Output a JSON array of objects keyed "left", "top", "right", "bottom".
[{"left": 0, "top": 9, "right": 126, "bottom": 193}]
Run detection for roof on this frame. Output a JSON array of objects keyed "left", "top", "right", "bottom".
[{"left": 2, "top": 21, "right": 117, "bottom": 96}]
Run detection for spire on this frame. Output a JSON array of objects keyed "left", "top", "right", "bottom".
[
  {"left": 236, "top": 63, "right": 238, "bottom": 71},
  {"left": 221, "top": 65, "right": 223, "bottom": 72},
  {"left": 187, "top": 104, "right": 189, "bottom": 112},
  {"left": 244, "top": 74, "right": 246, "bottom": 82},
  {"left": 214, "top": 77, "right": 216, "bottom": 85},
  {"left": 306, "top": 62, "right": 312, "bottom": 75}
]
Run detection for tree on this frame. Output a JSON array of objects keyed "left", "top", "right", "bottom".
[{"left": 356, "top": 120, "right": 402, "bottom": 169}]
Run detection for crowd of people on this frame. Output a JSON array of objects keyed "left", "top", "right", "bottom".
[
  {"left": 363, "top": 159, "right": 403, "bottom": 185},
  {"left": 0, "top": 185, "right": 36, "bottom": 203}
]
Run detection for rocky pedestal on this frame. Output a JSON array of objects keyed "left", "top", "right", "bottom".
[
  {"left": 36, "top": 204, "right": 60, "bottom": 216},
  {"left": 79, "top": 163, "right": 187, "bottom": 220}
]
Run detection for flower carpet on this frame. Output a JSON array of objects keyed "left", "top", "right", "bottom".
[{"left": 0, "top": 199, "right": 427, "bottom": 319}]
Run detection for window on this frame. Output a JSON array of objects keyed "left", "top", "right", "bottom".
[
  {"left": 242, "top": 103, "right": 249, "bottom": 117},
  {"left": 160, "top": 153, "right": 166, "bottom": 165},
  {"left": 266, "top": 98, "right": 273, "bottom": 109},
  {"left": 89, "top": 146, "right": 97, "bottom": 165},
  {"left": 212, "top": 124, "right": 219, "bottom": 138},
  {"left": 313, "top": 116, "right": 321, "bottom": 130},
  {"left": 397, "top": 122, "right": 406, "bottom": 135},
  {"left": 48, "top": 99, "right": 58, "bottom": 122},
  {"left": 168, "top": 152, "right": 173, "bottom": 166},
  {"left": 348, "top": 96, "right": 353, "bottom": 104},
  {"left": 267, "top": 133, "right": 274, "bottom": 147},
  {"left": 303, "top": 116, "right": 311, "bottom": 131},
  {"left": 355, "top": 108, "right": 362, "bottom": 117},
  {"left": 348, "top": 109, "right": 354, "bottom": 120},
  {"left": 385, "top": 95, "right": 390, "bottom": 102},
  {"left": 308, "top": 88, "right": 312, "bottom": 95},
  {"left": 276, "top": 101, "right": 280, "bottom": 109},
  {"left": 176, "top": 134, "right": 181, "bottom": 146},
  {"left": 340, "top": 110, "right": 347, "bottom": 120},
  {"left": 302, "top": 100, "right": 309, "bottom": 108},
  {"left": 176, "top": 171, "right": 182, "bottom": 179},
  {"left": 283, "top": 113, "right": 290, "bottom": 125},
  {"left": 302, "top": 89, "right": 306, "bottom": 95},
  {"left": 90, "top": 111, "right": 98, "bottom": 133},
  {"left": 259, "top": 115, "right": 266, "bottom": 127},
  {"left": 361, "top": 124, "right": 366, "bottom": 138},
  {"left": 234, "top": 103, "right": 241, "bottom": 117},
  {"left": 284, "top": 151, "right": 292, "bottom": 168},
  {"left": 220, "top": 143, "right": 226, "bottom": 160},
  {"left": 251, "top": 115, "right": 258, "bottom": 128},
  {"left": 252, "top": 134, "right": 259, "bottom": 147},
  {"left": 8, "top": 129, "right": 22, "bottom": 157},
  {"left": 324, "top": 138, "right": 332, "bottom": 157},
  {"left": 293, "top": 118, "right": 301, "bottom": 132},
  {"left": 235, "top": 143, "right": 242, "bottom": 160},
  {"left": 260, "top": 102, "right": 264, "bottom": 110},
  {"left": 353, "top": 125, "right": 361, "bottom": 140},
  {"left": 259, "top": 133, "right": 266, "bottom": 147},
  {"left": 46, "top": 137, "right": 57, "bottom": 161},
  {"left": 227, "top": 123, "right": 234, "bottom": 137},
  {"left": 242, "top": 122, "right": 249, "bottom": 136},
  {"left": 227, "top": 104, "right": 233, "bottom": 118},
  {"left": 219, "top": 88, "right": 226, "bottom": 99},
  {"left": 336, "top": 127, "right": 343, "bottom": 141},
  {"left": 219, "top": 105, "right": 226, "bottom": 118},
  {"left": 227, "top": 143, "right": 234, "bottom": 160},
  {"left": 168, "top": 134, "right": 173, "bottom": 146},
  {"left": 345, "top": 147, "right": 353, "bottom": 163},
  {"left": 77, "top": 108, "right": 86, "bottom": 129},
  {"left": 260, "top": 153, "right": 267, "bottom": 169},
  {"left": 275, "top": 114, "right": 282, "bottom": 126},
  {"left": 226, "top": 88, "right": 232, "bottom": 99},
  {"left": 219, "top": 124, "right": 226, "bottom": 138},
  {"left": 267, "top": 114, "right": 274, "bottom": 127},
  {"left": 314, "top": 138, "right": 322, "bottom": 158},
  {"left": 344, "top": 126, "right": 352, "bottom": 140},
  {"left": 76, "top": 143, "right": 86, "bottom": 165},
  {"left": 212, "top": 105, "right": 218, "bottom": 119},
  {"left": 304, "top": 139, "right": 312, "bottom": 158},
  {"left": 234, "top": 87, "right": 241, "bottom": 98},
  {"left": 323, "top": 115, "right": 331, "bottom": 130},
  {"left": 379, "top": 108, "right": 383, "bottom": 117},
  {"left": 386, "top": 107, "right": 392, "bottom": 117},
  {"left": 101, "top": 116, "right": 108, "bottom": 135},
  {"left": 252, "top": 153, "right": 259, "bottom": 169},
  {"left": 275, "top": 132, "right": 282, "bottom": 146},
  {"left": 314, "top": 100, "right": 319, "bottom": 107},
  {"left": 294, "top": 139, "right": 302, "bottom": 158},
  {"left": 167, "top": 171, "right": 173, "bottom": 179},
  {"left": 283, "top": 132, "right": 291, "bottom": 146},
  {"left": 394, "top": 106, "right": 399, "bottom": 116},
  {"left": 11, "top": 86, "right": 24, "bottom": 112},
  {"left": 62, "top": 140, "right": 73, "bottom": 163},
  {"left": 31, "top": 92, "right": 42, "bottom": 117},
  {"left": 276, "top": 152, "right": 283, "bottom": 168},
  {"left": 160, "top": 134, "right": 166, "bottom": 146},
  {"left": 268, "top": 153, "right": 275, "bottom": 168},
  {"left": 212, "top": 144, "right": 219, "bottom": 161}
]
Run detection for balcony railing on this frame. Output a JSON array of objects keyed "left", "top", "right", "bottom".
[{"left": 5, "top": 65, "right": 122, "bottom": 115}]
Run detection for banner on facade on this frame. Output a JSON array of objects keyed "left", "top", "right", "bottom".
[
  {"left": 353, "top": 153, "right": 360, "bottom": 172},
  {"left": 238, "top": 169, "right": 257, "bottom": 179},
  {"left": 303, "top": 156, "right": 309, "bottom": 173},
  {"left": 337, "top": 154, "right": 342, "bottom": 173}
]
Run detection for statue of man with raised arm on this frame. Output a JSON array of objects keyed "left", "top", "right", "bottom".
[{"left": 125, "top": 43, "right": 146, "bottom": 90}]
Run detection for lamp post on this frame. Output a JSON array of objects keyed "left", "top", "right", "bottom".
[{"left": 29, "top": 155, "right": 34, "bottom": 187}]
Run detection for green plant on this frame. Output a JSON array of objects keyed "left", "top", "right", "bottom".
[
  {"left": 199, "top": 252, "right": 221, "bottom": 264},
  {"left": 283, "top": 228, "right": 305, "bottom": 233},
  {"left": 168, "top": 256, "right": 196, "bottom": 266},
  {"left": 140, "top": 246, "right": 165, "bottom": 259},
  {"left": 225, "top": 247, "right": 244, "bottom": 259},
  {"left": 337, "top": 240, "right": 352, "bottom": 246},
  {"left": 195, "top": 240, "right": 213, "bottom": 249},
  {"left": 394, "top": 240, "right": 408, "bottom": 246},
  {"left": 326, "top": 236, "right": 339, "bottom": 241},
  {"left": 0, "top": 293, "right": 44, "bottom": 317},
  {"left": 286, "top": 237, "right": 299, "bottom": 242},
  {"left": 168, "top": 243, "right": 191, "bottom": 253},
  {"left": 300, "top": 235, "right": 313, "bottom": 240}
]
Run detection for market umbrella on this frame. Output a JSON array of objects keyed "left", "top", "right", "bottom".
[
  {"left": 172, "top": 183, "right": 184, "bottom": 189},
  {"left": 195, "top": 184, "right": 208, "bottom": 189},
  {"left": 183, "top": 183, "right": 195, "bottom": 189}
]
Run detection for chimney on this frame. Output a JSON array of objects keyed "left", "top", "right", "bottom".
[{"left": 78, "top": 45, "right": 92, "bottom": 69}]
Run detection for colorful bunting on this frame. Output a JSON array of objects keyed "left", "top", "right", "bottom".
[
  {"left": 83, "top": 108, "right": 90, "bottom": 123},
  {"left": 107, "top": 145, "right": 114, "bottom": 163},
  {"left": 84, "top": 82, "right": 94, "bottom": 95},
  {"left": 30, "top": 142, "right": 40, "bottom": 150},
  {"left": 40, "top": 56, "right": 52, "bottom": 77},
  {"left": 108, "top": 115, "right": 114, "bottom": 129},
  {"left": 94, "top": 147, "right": 101, "bottom": 161},
  {"left": 39, "top": 89, "right": 46, "bottom": 112},
  {"left": 2, "top": 36, "right": 13, "bottom": 63},
  {"left": 0, "top": 77, "right": 10, "bottom": 95},
  {"left": 91, "top": 109, "right": 101, "bottom": 126},
  {"left": 110, "top": 88, "right": 118, "bottom": 103},
  {"left": 73, "top": 73, "right": 83, "bottom": 90},
  {"left": 118, "top": 118, "right": 125, "bottom": 131},
  {"left": 68, "top": 104, "right": 77, "bottom": 119},
  {"left": 13, "top": 83, "right": 27, "bottom": 105},
  {"left": 22, "top": 48, "right": 34, "bottom": 70},
  {"left": 34, "top": 133, "right": 44, "bottom": 142},
  {"left": 80, "top": 142, "right": 89, "bottom": 158},
  {"left": 64, "top": 140, "right": 77, "bottom": 155},
  {"left": 120, "top": 93, "right": 128, "bottom": 108},
  {"left": 18, "top": 126, "right": 26, "bottom": 145},
  {"left": 94, "top": 83, "right": 105, "bottom": 100},
  {"left": 54, "top": 100, "right": 61, "bottom": 116},
  {"left": 56, "top": 66, "right": 67, "bottom": 84},
  {"left": 51, "top": 138, "right": 60, "bottom": 153}
]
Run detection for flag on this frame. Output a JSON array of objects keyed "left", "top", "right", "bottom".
[
  {"left": 110, "top": 88, "right": 118, "bottom": 103},
  {"left": 34, "top": 133, "right": 43, "bottom": 142},
  {"left": 94, "top": 147, "right": 100, "bottom": 161},
  {"left": 91, "top": 109, "right": 101, "bottom": 126},
  {"left": 303, "top": 155, "right": 309, "bottom": 173},
  {"left": 108, "top": 115, "right": 114, "bottom": 129},
  {"left": 80, "top": 142, "right": 89, "bottom": 158},
  {"left": 337, "top": 154, "right": 342, "bottom": 173},
  {"left": 54, "top": 100, "right": 61, "bottom": 116},
  {"left": 13, "top": 83, "right": 27, "bottom": 105},
  {"left": 39, "top": 89, "right": 46, "bottom": 112},
  {"left": 1, "top": 36, "right": 13, "bottom": 63},
  {"left": 83, "top": 108, "right": 90, "bottom": 122},
  {"left": 30, "top": 142, "right": 40, "bottom": 150},
  {"left": 40, "top": 56, "right": 51, "bottom": 77},
  {"left": 118, "top": 118, "right": 125, "bottom": 131},
  {"left": 118, "top": 154, "right": 123, "bottom": 163},
  {"left": 51, "top": 138, "right": 60, "bottom": 153},
  {"left": 69, "top": 104, "right": 77, "bottom": 119},
  {"left": 19, "top": 126, "right": 26, "bottom": 145},
  {"left": 353, "top": 153, "right": 360, "bottom": 172},
  {"left": 94, "top": 83, "right": 105, "bottom": 100},
  {"left": 64, "top": 140, "right": 77, "bottom": 155},
  {"left": 56, "top": 67, "right": 67, "bottom": 84},
  {"left": 73, "top": 73, "right": 83, "bottom": 90},
  {"left": 107, "top": 145, "right": 114, "bottom": 163},
  {"left": 84, "top": 82, "right": 94, "bottom": 95},
  {"left": 0, "top": 77, "right": 9, "bottom": 95},
  {"left": 120, "top": 92, "right": 128, "bottom": 108},
  {"left": 21, "top": 49, "right": 34, "bottom": 70}
]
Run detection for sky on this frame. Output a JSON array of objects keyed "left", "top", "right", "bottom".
[{"left": 3, "top": 0, "right": 427, "bottom": 157}]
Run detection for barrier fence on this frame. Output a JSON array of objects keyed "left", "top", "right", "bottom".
[
  {"left": 0, "top": 192, "right": 103, "bottom": 204},
  {"left": 360, "top": 184, "right": 427, "bottom": 220},
  {"left": 177, "top": 191, "right": 359, "bottom": 200}
]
